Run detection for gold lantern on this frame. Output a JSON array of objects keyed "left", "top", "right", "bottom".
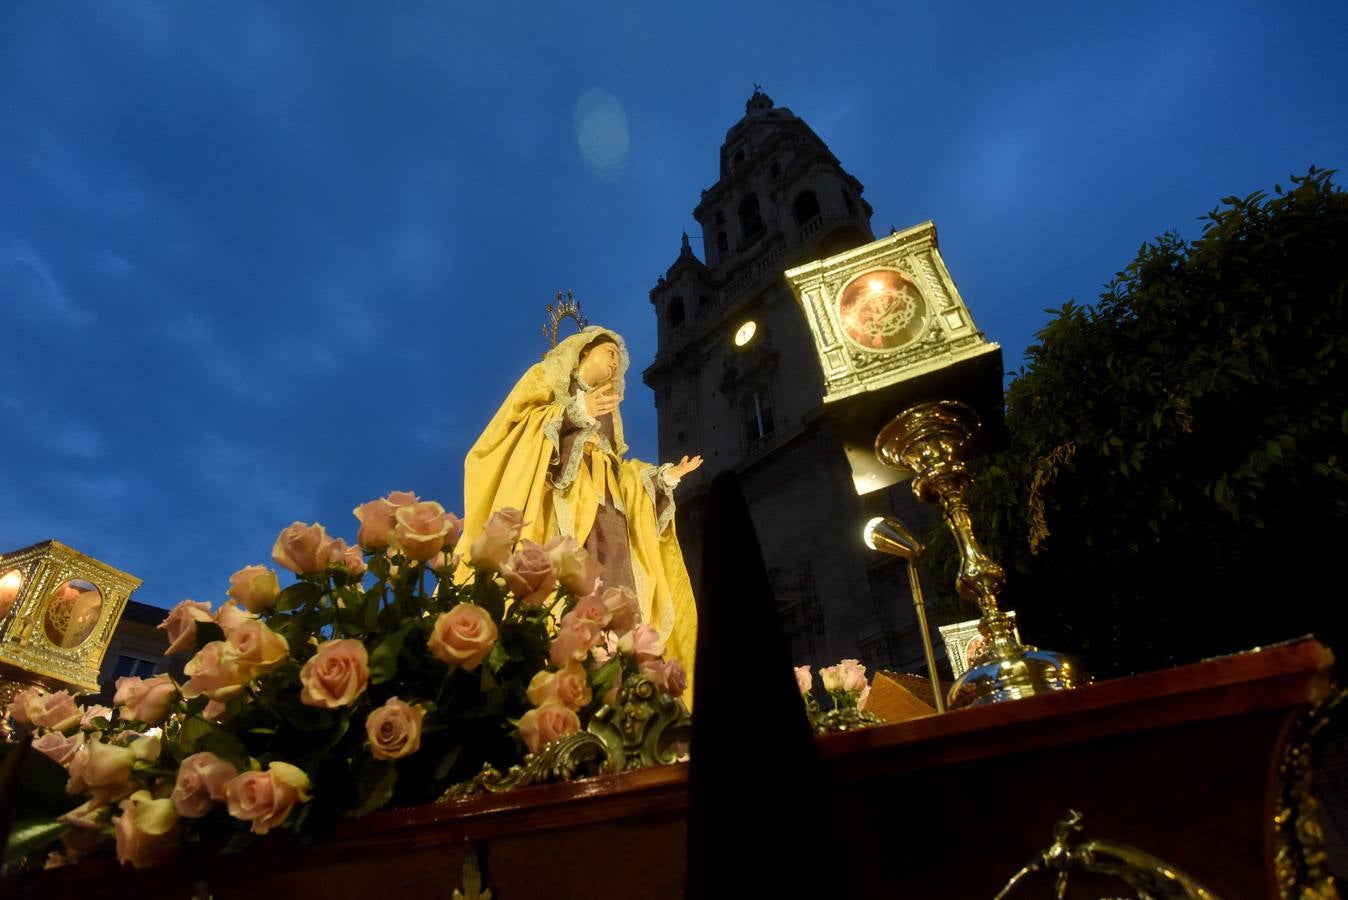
[
  {"left": 0, "top": 540, "right": 142, "bottom": 733},
  {"left": 786, "top": 222, "right": 1089, "bottom": 708}
]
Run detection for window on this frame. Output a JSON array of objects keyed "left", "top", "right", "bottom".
[
  {"left": 792, "top": 190, "right": 820, "bottom": 226},
  {"left": 842, "top": 190, "right": 856, "bottom": 215},
  {"left": 740, "top": 388, "right": 776, "bottom": 447},
  {"left": 770, "top": 161, "right": 781, "bottom": 179},
  {"left": 667, "top": 297, "right": 685, "bottom": 329},
  {"left": 698, "top": 294, "right": 710, "bottom": 309},
  {"left": 716, "top": 231, "right": 728, "bottom": 255},
  {"left": 738, "top": 193, "right": 764, "bottom": 241},
  {"left": 734, "top": 149, "right": 745, "bottom": 164},
  {"left": 111, "top": 654, "right": 158, "bottom": 680},
  {"left": 715, "top": 210, "right": 725, "bottom": 226}
]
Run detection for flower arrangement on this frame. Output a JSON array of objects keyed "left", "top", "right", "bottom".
[
  {"left": 795, "top": 659, "right": 883, "bottom": 734},
  {"left": 3, "top": 491, "right": 688, "bottom": 869}
]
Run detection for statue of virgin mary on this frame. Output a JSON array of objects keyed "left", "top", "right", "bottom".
[{"left": 459, "top": 326, "right": 700, "bottom": 699}]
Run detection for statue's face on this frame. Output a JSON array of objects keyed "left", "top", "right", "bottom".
[{"left": 578, "top": 340, "right": 620, "bottom": 387}]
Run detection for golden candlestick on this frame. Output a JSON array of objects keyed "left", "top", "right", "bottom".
[{"left": 876, "top": 401, "right": 1088, "bottom": 707}]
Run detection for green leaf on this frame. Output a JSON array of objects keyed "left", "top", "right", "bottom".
[
  {"left": 200, "top": 728, "right": 252, "bottom": 771},
  {"left": 220, "top": 831, "right": 263, "bottom": 855},
  {"left": 433, "top": 743, "right": 464, "bottom": 781},
  {"left": 4, "top": 818, "right": 69, "bottom": 864},
  {"left": 590, "top": 655, "right": 622, "bottom": 693},
  {"left": 275, "top": 581, "right": 325, "bottom": 612},
  {"left": 0, "top": 743, "right": 72, "bottom": 819},
  {"left": 370, "top": 623, "right": 413, "bottom": 685},
  {"left": 351, "top": 763, "right": 398, "bottom": 817}
]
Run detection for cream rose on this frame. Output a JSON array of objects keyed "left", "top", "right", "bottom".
[
  {"left": 225, "top": 761, "right": 312, "bottom": 835},
  {"left": 271, "top": 521, "right": 333, "bottom": 576},
  {"left": 26, "top": 690, "right": 82, "bottom": 733},
  {"left": 601, "top": 586, "right": 640, "bottom": 635},
  {"left": 546, "top": 536, "right": 602, "bottom": 596},
  {"left": 114, "top": 790, "right": 180, "bottom": 869},
  {"left": 213, "top": 602, "right": 256, "bottom": 636},
  {"left": 469, "top": 507, "right": 525, "bottom": 571},
  {"left": 7, "top": 685, "right": 44, "bottom": 727},
  {"left": 794, "top": 665, "right": 813, "bottom": 695},
  {"left": 392, "top": 501, "right": 461, "bottom": 563},
  {"left": 227, "top": 565, "right": 280, "bottom": 613},
  {"left": 569, "top": 592, "right": 611, "bottom": 629},
  {"left": 158, "top": 599, "right": 214, "bottom": 656},
  {"left": 181, "top": 641, "right": 250, "bottom": 701},
  {"left": 428, "top": 603, "right": 498, "bottom": 671},
  {"left": 526, "top": 662, "right": 592, "bottom": 710},
  {"left": 365, "top": 697, "right": 426, "bottom": 761},
  {"left": 114, "top": 673, "right": 177, "bottom": 725},
  {"left": 328, "top": 539, "right": 368, "bottom": 577},
  {"left": 353, "top": 491, "right": 420, "bottom": 550},
  {"left": 79, "top": 705, "right": 113, "bottom": 730},
  {"left": 171, "top": 751, "right": 238, "bottom": 818},
  {"left": 226, "top": 619, "right": 290, "bottom": 679},
  {"left": 499, "top": 540, "right": 558, "bottom": 606},
  {"left": 299, "top": 639, "right": 370, "bottom": 709},
  {"left": 518, "top": 701, "right": 581, "bottom": 755},
  {"left": 66, "top": 740, "right": 136, "bottom": 799},
  {"left": 820, "top": 658, "right": 868, "bottom": 694}
]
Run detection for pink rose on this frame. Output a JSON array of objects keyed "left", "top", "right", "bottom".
[
  {"left": 365, "top": 697, "right": 426, "bottom": 761},
  {"left": 79, "top": 705, "right": 113, "bottom": 729},
  {"left": 7, "top": 685, "right": 45, "bottom": 727},
  {"left": 618, "top": 624, "right": 665, "bottom": 662},
  {"left": 271, "top": 521, "right": 333, "bottom": 576},
  {"left": 549, "top": 613, "right": 600, "bottom": 668},
  {"left": 299, "top": 639, "right": 370, "bottom": 709},
  {"left": 214, "top": 602, "right": 257, "bottom": 636},
  {"left": 171, "top": 752, "right": 238, "bottom": 818},
  {"left": 794, "top": 665, "right": 813, "bottom": 695},
  {"left": 499, "top": 540, "right": 558, "bottom": 606},
  {"left": 858, "top": 684, "right": 871, "bottom": 710},
  {"left": 227, "top": 565, "right": 280, "bottom": 613},
  {"left": 27, "top": 690, "right": 82, "bottom": 733},
  {"left": 546, "top": 536, "right": 602, "bottom": 596},
  {"left": 33, "top": 730, "right": 82, "bottom": 766},
  {"left": 526, "top": 662, "right": 592, "bottom": 710},
  {"left": 391, "top": 501, "right": 459, "bottom": 563},
  {"left": 225, "top": 761, "right": 311, "bottom": 835},
  {"left": 114, "top": 674, "right": 177, "bottom": 725},
  {"left": 202, "top": 699, "right": 228, "bottom": 722},
  {"left": 158, "top": 599, "right": 213, "bottom": 656},
  {"left": 428, "top": 603, "right": 498, "bottom": 671},
  {"left": 570, "top": 592, "right": 611, "bottom": 629},
  {"left": 330, "top": 540, "right": 367, "bottom": 577},
  {"left": 226, "top": 619, "right": 290, "bottom": 679},
  {"left": 114, "top": 790, "right": 180, "bottom": 869},
  {"left": 517, "top": 701, "right": 581, "bottom": 755},
  {"left": 352, "top": 491, "right": 420, "bottom": 550},
  {"left": 589, "top": 631, "right": 620, "bottom": 668},
  {"left": 640, "top": 658, "right": 688, "bottom": 699},
  {"left": 469, "top": 507, "right": 525, "bottom": 571},
  {"left": 181, "top": 641, "right": 249, "bottom": 701},
  {"left": 601, "top": 586, "right": 640, "bottom": 634}
]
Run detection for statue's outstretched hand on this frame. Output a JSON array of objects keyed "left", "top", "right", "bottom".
[{"left": 666, "top": 454, "right": 703, "bottom": 482}]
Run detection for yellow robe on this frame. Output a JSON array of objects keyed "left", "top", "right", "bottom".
[{"left": 459, "top": 328, "right": 697, "bottom": 703}]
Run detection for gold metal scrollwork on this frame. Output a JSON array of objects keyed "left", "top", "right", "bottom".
[
  {"left": 995, "top": 810, "right": 1220, "bottom": 900},
  {"left": 1275, "top": 686, "right": 1345, "bottom": 900}
]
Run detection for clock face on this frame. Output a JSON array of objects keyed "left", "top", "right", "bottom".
[{"left": 836, "top": 269, "right": 927, "bottom": 351}]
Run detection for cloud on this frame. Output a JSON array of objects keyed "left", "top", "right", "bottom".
[{"left": 1, "top": 241, "right": 94, "bottom": 326}]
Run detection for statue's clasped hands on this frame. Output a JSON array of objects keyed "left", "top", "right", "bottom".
[{"left": 584, "top": 383, "right": 621, "bottom": 418}]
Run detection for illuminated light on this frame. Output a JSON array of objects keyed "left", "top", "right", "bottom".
[
  {"left": 862, "top": 517, "right": 885, "bottom": 550},
  {"left": 0, "top": 568, "right": 22, "bottom": 617},
  {"left": 868, "top": 279, "right": 885, "bottom": 294},
  {"left": 734, "top": 320, "right": 757, "bottom": 347}
]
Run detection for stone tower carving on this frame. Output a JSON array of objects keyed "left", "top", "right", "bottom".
[{"left": 643, "top": 90, "right": 937, "bottom": 674}]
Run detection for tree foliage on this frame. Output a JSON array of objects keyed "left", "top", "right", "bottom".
[{"left": 925, "top": 168, "right": 1348, "bottom": 677}]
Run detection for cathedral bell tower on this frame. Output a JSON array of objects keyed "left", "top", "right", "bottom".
[{"left": 644, "top": 90, "right": 934, "bottom": 676}]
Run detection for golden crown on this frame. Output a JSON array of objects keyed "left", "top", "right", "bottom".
[{"left": 543, "top": 290, "right": 590, "bottom": 351}]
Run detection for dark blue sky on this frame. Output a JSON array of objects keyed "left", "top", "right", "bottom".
[{"left": 3, "top": 2, "right": 1345, "bottom": 610}]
